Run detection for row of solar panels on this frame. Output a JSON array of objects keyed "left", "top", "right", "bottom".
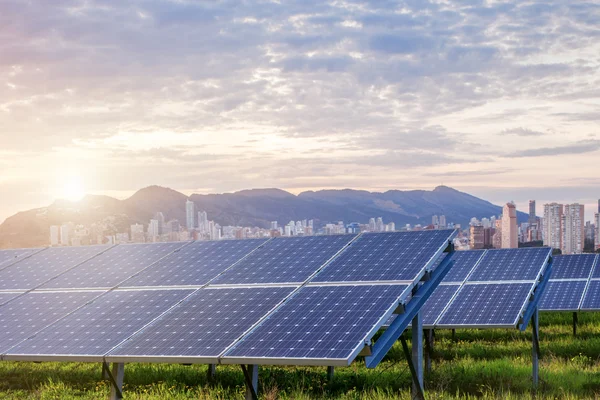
[
  {"left": 0, "top": 230, "right": 454, "bottom": 366},
  {"left": 391, "top": 247, "right": 552, "bottom": 329},
  {"left": 539, "top": 254, "right": 600, "bottom": 312}
]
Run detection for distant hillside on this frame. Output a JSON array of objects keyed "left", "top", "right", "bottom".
[{"left": 0, "top": 185, "right": 526, "bottom": 249}]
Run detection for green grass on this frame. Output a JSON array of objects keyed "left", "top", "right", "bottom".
[{"left": 2, "top": 312, "right": 600, "bottom": 399}]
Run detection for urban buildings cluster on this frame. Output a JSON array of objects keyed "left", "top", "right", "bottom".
[
  {"left": 49, "top": 200, "right": 401, "bottom": 246},
  {"left": 466, "top": 199, "right": 600, "bottom": 255}
]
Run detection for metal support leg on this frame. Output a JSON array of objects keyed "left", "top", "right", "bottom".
[
  {"left": 412, "top": 312, "right": 424, "bottom": 399},
  {"left": 327, "top": 366, "right": 335, "bottom": 381},
  {"left": 108, "top": 363, "right": 124, "bottom": 400},
  {"left": 532, "top": 308, "right": 540, "bottom": 389},
  {"left": 102, "top": 363, "right": 109, "bottom": 380},
  {"left": 241, "top": 365, "right": 258, "bottom": 400},
  {"left": 207, "top": 364, "right": 216, "bottom": 382},
  {"left": 425, "top": 329, "right": 434, "bottom": 375},
  {"left": 573, "top": 312, "right": 578, "bottom": 336},
  {"left": 451, "top": 328, "right": 456, "bottom": 341}
]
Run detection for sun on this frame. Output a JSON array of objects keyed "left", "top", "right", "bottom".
[{"left": 61, "top": 176, "right": 86, "bottom": 202}]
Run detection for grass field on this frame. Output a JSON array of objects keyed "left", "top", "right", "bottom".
[{"left": 1, "top": 312, "right": 600, "bottom": 399}]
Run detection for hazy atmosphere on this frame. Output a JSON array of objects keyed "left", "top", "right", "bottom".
[{"left": 2, "top": 0, "right": 599, "bottom": 223}]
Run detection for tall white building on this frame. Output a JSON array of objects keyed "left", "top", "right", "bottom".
[
  {"left": 130, "top": 223, "right": 145, "bottom": 243},
  {"left": 185, "top": 200, "right": 196, "bottom": 230},
  {"left": 543, "top": 203, "right": 563, "bottom": 250},
  {"left": 50, "top": 225, "right": 60, "bottom": 246},
  {"left": 561, "top": 204, "right": 585, "bottom": 255},
  {"left": 432, "top": 215, "right": 439, "bottom": 227},
  {"left": 148, "top": 219, "right": 159, "bottom": 239},
  {"left": 60, "top": 223, "right": 72, "bottom": 246},
  {"left": 439, "top": 215, "right": 447, "bottom": 229},
  {"left": 198, "top": 211, "right": 208, "bottom": 233},
  {"left": 501, "top": 202, "right": 518, "bottom": 248},
  {"left": 376, "top": 217, "right": 384, "bottom": 232},
  {"left": 595, "top": 212, "right": 600, "bottom": 251}
]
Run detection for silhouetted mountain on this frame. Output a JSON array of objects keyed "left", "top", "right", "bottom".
[{"left": 0, "top": 185, "right": 527, "bottom": 248}]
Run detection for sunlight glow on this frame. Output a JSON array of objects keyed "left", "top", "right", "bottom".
[{"left": 60, "top": 175, "right": 86, "bottom": 202}]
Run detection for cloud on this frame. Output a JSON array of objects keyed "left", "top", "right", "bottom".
[
  {"left": 500, "top": 128, "right": 545, "bottom": 137},
  {"left": 505, "top": 140, "right": 600, "bottom": 158}
]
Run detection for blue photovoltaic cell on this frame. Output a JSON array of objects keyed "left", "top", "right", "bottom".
[
  {"left": 589, "top": 255, "right": 600, "bottom": 279},
  {"left": 0, "top": 291, "right": 101, "bottom": 353},
  {"left": 6, "top": 289, "right": 192, "bottom": 357},
  {"left": 437, "top": 283, "right": 533, "bottom": 327},
  {"left": 108, "top": 287, "right": 294, "bottom": 359},
  {"left": 312, "top": 230, "right": 453, "bottom": 283},
  {"left": 551, "top": 254, "right": 596, "bottom": 280},
  {"left": 0, "top": 293, "right": 23, "bottom": 306},
  {"left": 0, "top": 246, "right": 110, "bottom": 290},
  {"left": 211, "top": 235, "right": 356, "bottom": 285},
  {"left": 468, "top": 248, "right": 551, "bottom": 282},
  {"left": 581, "top": 281, "right": 600, "bottom": 310},
  {"left": 121, "top": 239, "right": 267, "bottom": 287},
  {"left": 387, "top": 284, "right": 460, "bottom": 327},
  {"left": 224, "top": 284, "right": 408, "bottom": 361},
  {"left": 41, "top": 242, "right": 186, "bottom": 289},
  {"left": 539, "top": 281, "right": 587, "bottom": 311},
  {"left": 442, "top": 250, "right": 485, "bottom": 283},
  {"left": 0, "top": 248, "right": 39, "bottom": 268}
]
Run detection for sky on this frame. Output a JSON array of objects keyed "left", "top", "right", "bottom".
[{"left": 1, "top": 0, "right": 599, "bottom": 224}]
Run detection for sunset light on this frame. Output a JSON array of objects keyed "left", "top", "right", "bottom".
[{"left": 60, "top": 175, "right": 86, "bottom": 202}]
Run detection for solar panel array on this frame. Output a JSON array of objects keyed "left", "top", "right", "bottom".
[
  {"left": 539, "top": 254, "right": 600, "bottom": 312},
  {"left": 0, "top": 230, "right": 456, "bottom": 366},
  {"left": 389, "top": 247, "right": 552, "bottom": 329}
]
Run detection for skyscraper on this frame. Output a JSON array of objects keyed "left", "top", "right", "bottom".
[
  {"left": 501, "top": 202, "right": 518, "bottom": 248},
  {"left": 198, "top": 211, "right": 208, "bottom": 233},
  {"left": 543, "top": 203, "right": 563, "bottom": 250},
  {"left": 528, "top": 200, "right": 536, "bottom": 225},
  {"left": 439, "top": 215, "right": 447, "bottom": 229},
  {"left": 154, "top": 212, "right": 165, "bottom": 235},
  {"left": 432, "top": 215, "right": 439, "bottom": 227},
  {"left": 50, "top": 225, "right": 60, "bottom": 246},
  {"left": 561, "top": 204, "right": 585, "bottom": 254},
  {"left": 185, "top": 200, "right": 196, "bottom": 230},
  {"left": 595, "top": 212, "right": 600, "bottom": 251}
]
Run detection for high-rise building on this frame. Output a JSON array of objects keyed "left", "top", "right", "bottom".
[
  {"left": 595, "top": 212, "right": 600, "bottom": 250},
  {"left": 376, "top": 217, "right": 384, "bottom": 232},
  {"left": 198, "top": 211, "right": 208, "bottom": 233},
  {"left": 369, "top": 218, "right": 376, "bottom": 232},
  {"left": 154, "top": 212, "right": 165, "bottom": 235},
  {"left": 501, "top": 202, "right": 518, "bottom": 248},
  {"left": 130, "top": 223, "right": 145, "bottom": 243},
  {"left": 469, "top": 225, "right": 485, "bottom": 249},
  {"left": 148, "top": 219, "right": 159, "bottom": 239},
  {"left": 270, "top": 221, "right": 278, "bottom": 230},
  {"left": 185, "top": 200, "right": 196, "bottom": 230},
  {"left": 439, "top": 215, "right": 447, "bottom": 229},
  {"left": 561, "top": 204, "right": 585, "bottom": 255},
  {"left": 60, "top": 223, "right": 73, "bottom": 246},
  {"left": 543, "top": 203, "right": 563, "bottom": 250},
  {"left": 432, "top": 215, "right": 439, "bottom": 227},
  {"left": 492, "top": 219, "right": 502, "bottom": 249},
  {"left": 528, "top": 200, "right": 536, "bottom": 225},
  {"left": 50, "top": 225, "right": 60, "bottom": 246}
]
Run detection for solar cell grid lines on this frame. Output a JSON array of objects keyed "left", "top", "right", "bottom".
[
  {"left": 312, "top": 230, "right": 454, "bottom": 283},
  {"left": 108, "top": 287, "right": 294, "bottom": 361},
  {"left": 468, "top": 247, "right": 551, "bottom": 282},
  {"left": 581, "top": 280, "right": 600, "bottom": 310},
  {"left": 437, "top": 283, "right": 533, "bottom": 327},
  {"left": 211, "top": 235, "right": 356, "bottom": 285},
  {"left": 589, "top": 254, "right": 600, "bottom": 279},
  {"left": 551, "top": 254, "right": 596, "bottom": 280},
  {"left": 0, "top": 248, "right": 39, "bottom": 268},
  {"left": 41, "top": 242, "right": 186, "bottom": 290},
  {"left": 0, "top": 291, "right": 102, "bottom": 353},
  {"left": 0, "top": 246, "right": 111, "bottom": 290},
  {"left": 5, "top": 289, "right": 193, "bottom": 359},
  {"left": 539, "top": 281, "right": 587, "bottom": 311},
  {"left": 121, "top": 239, "right": 268, "bottom": 287},
  {"left": 223, "top": 284, "right": 409, "bottom": 364},
  {"left": 0, "top": 293, "right": 24, "bottom": 307},
  {"left": 442, "top": 250, "right": 485, "bottom": 283}
]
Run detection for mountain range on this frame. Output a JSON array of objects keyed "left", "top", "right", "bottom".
[{"left": 0, "top": 185, "right": 527, "bottom": 249}]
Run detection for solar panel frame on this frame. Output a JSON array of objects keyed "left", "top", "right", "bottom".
[
  {"left": 550, "top": 254, "right": 597, "bottom": 280},
  {"left": 221, "top": 283, "right": 412, "bottom": 366},
  {"left": 538, "top": 280, "right": 587, "bottom": 312},
  {"left": 441, "top": 250, "right": 486, "bottom": 283},
  {"left": 467, "top": 247, "right": 552, "bottom": 283}
]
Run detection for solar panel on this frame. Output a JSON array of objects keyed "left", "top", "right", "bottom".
[
  {"left": 551, "top": 254, "right": 596, "bottom": 280},
  {"left": 436, "top": 283, "right": 533, "bottom": 327},
  {"left": 5, "top": 289, "right": 193, "bottom": 360},
  {"left": 0, "top": 248, "right": 39, "bottom": 268},
  {"left": 580, "top": 280, "right": 600, "bottom": 310},
  {"left": 589, "top": 255, "right": 600, "bottom": 279},
  {"left": 442, "top": 250, "right": 485, "bottom": 283},
  {"left": 41, "top": 242, "right": 186, "bottom": 290},
  {"left": 0, "top": 291, "right": 102, "bottom": 353},
  {"left": 539, "top": 281, "right": 587, "bottom": 311},
  {"left": 0, "top": 293, "right": 23, "bottom": 307},
  {"left": 311, "top": 230, "right": 453, "bottom": 283},
  {"left": 121, "top": 239, "right": 268, "bottom": 287},
  {"left": 0, "top": 246, "right": 110, "bottom": 290},
  {"left": 211, "top": 235, "right": 356, "bottom": 285},
  {"left": 223, "top": 284, "right": 409, "bottom": 364},
  {"left": 107, "top": 287, "right": 294, "bottom": 362},
  {"left": 468, "top": 248, "right": 551, "bottom": 282}
]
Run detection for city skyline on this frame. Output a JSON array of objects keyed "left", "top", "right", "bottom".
[{"left": 2, "top": 1, "right": 600, "bottom": 224}]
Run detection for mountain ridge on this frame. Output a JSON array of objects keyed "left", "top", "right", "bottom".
[{"left": 0, "top": 185, "right": 527, "bottom": 249}]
